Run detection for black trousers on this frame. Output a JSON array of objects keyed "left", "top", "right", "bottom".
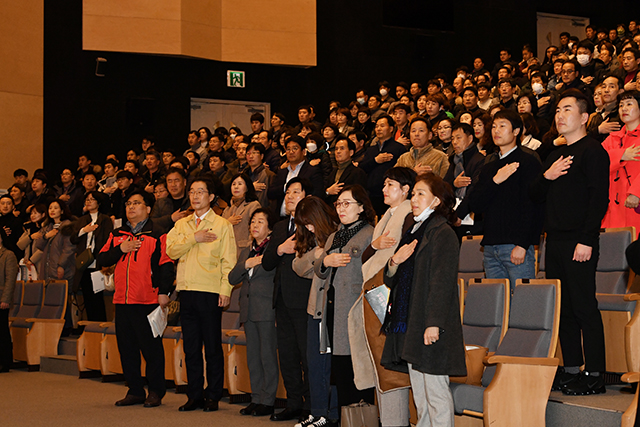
[
  {"left": 115, "top": 304, "right": 166, "bottom": 398},
  {"left": 275, "top": 291, "right": 310, "bottom": 410},
  {"left": 180, "top": 291, "right": 224, "bottom": 401},
  {"left": 80, "top": 268, "right": 106, "bottom": 321},
  {"left": 0, "top": 308, "right": 12, "bottom": 369},
  {"left": 546, "top": 239, "right": 605, "bottom": 372},
  {"left": 331, "top": 354, "right": 374, "bottom": 411}
]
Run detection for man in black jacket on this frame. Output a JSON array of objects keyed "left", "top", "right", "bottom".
[
  {"left": 262, "top": 178, "right": 312, "bottom": 422},
  {"left": 469, "top": 110, "right": 542, "bottom": 293},
  {"left": 531, "top": 89, "right": 609, "bottom": 396},
  {"left": 150, "top": 167, "right": 190, "bottom": 233},
  {"left": 325, "top": 137, "right": 367, "bottom": 205}
]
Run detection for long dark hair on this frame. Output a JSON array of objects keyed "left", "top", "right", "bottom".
[
  {"left": 230, "top": 173, "right": 258, "bottom": 202},
  {"left": 414, "top": 173, "right": 457, "bottom": 224},
  {"left": 294, "top": 196, "right": 339, "bottom": 256},
  {"left": 43, "top": 199, "right": 75, "bottom": 228}
]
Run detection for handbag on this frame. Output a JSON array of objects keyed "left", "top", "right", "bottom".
[
  {"left": 341, "top": 400, "right": 379, "bottom": 427},
  {"left": 75, "top": 233, "right": 95, "bottom": 273}
]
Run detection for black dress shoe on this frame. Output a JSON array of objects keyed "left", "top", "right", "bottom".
[
  {"left": 143, "top": 392, "right": 162, "bottom": 407},
  {"left": 252, "top": 404, "right": 274, "bottom": 416},
  {"left": 179, "top": 398, "right": 204, "bottom": 411},
  {"left": 203, "top": 398, "right": 219, "bottom": 412},
  {"left": 270, "top": 407, "right": 302, "bottom": 421},
  {"left": 115, "top": 394, "right": 146, "bottom": 406},
  {"left": 240, "top": 403, "right": 258, "bottom": 415}
]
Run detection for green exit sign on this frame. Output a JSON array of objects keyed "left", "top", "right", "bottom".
[{"left": 227, "top": 70, "right": 245, "bottom": 88}]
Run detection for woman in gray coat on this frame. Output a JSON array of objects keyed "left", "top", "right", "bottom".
[
  {"left": 315, "top": 185, "right": 376, "bottom": 412},
  {"left": 381, "top": 173, "right": 465, "bottom": 427},
  {"left": 228, "top": 208, "right": 278, "bottom": 417}
]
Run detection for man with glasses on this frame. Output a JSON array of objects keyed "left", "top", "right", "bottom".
[
  {"left": 555, "top": 59, "right": 592, "bottom": 99},
  {"left": 98, "top": 191, "right": 174, "bottom": 408},
  {"left": 268, "top": 136, "right": 324, "bottom": 219},
  {"left": 166, "top": 178, "right": 237, "bottom": 412}
]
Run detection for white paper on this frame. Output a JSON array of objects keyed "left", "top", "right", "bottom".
[
  {"left": 364, "top": 285, "right": 390, "bottom": 324},
  {"left": 460, "top": 213, "right": 474, "bottom": 226},
  {"left": 147, "top": 306, "right": 168, "bottom": 338},
  {"left": 90, "top": 270, "right": 106, "bottom": 293},
  {"left": 114, "top": 218, "right": 123, "bottom": 229}
]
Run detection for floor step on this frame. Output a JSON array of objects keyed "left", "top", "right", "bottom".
[
  {"left": 545, "top": 385, "right": 633, "bottom": 426},
  {"left": 40, "top": 355, "right": 78, "bottom": 376},
  {"left": 58, "top": 336, "right": 77, "bottom": 356}
]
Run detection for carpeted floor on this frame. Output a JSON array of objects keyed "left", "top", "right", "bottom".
[{"left": 0, "top": 371, "right": 280, "bottom": 427}]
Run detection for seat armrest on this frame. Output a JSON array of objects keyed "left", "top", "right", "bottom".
[
  {"left": 621, "top": 372, "right": 640, "bottom": 383},
  {"left": 623, "top": 293, "right": 640, "bottom": 302},
  {"left": 172, "top": 326, "right": 182, "bottom": 333},
  {"left": 26, "top": 318, "right": 65, "bottom": 323},
  {"left": 485, "top": 355, "right": 559, "bottom": 367},
  {"left": 226, "top": 330, "right": 244, "bottom": 337}
]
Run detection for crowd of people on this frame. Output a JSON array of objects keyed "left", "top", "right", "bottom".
[{"left": 1, "top": 20, "right": 640, "bottom": 427}]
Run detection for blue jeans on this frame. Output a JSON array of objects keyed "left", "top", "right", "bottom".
[
  {"left": 483, "top": 244, "right": 536, "bottom": 294},
  {"left": 307, "top": 316, "right": 339, "bottom": 419}
]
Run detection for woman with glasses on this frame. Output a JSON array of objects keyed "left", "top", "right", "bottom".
[
  {"left": 313, "top": 185, "right": 376, "bottom": 423},
  {"left": 434, "top": 118, "right": 455, "bottom": 156},
  {"left": 70, "top": 191, "right": 113, "bottom": 321},
  {"left": 602, "top": 90, "right": 640, "bottom": 234}
]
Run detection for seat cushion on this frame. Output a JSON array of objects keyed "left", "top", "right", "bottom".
[
  {"left": 597, "top": 294, "right": 636, "bottom": 313},
  {"left": 450, "top": 382, "right": 484, "bottom": 414},
  {"left": 463, "top": 325, "right": 501, "bottom": 352}
]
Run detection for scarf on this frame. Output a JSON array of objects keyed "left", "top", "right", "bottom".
[
  {"left": 329, "top": 220, "right": 367, "bottom": 252},
  {"left": 383, "top": 215, "right": 432, "bottom": 335},
  {"left": 250, "top": 235, "right": 271, "bottom": 257},
  {"left": 334, "top": 161, "right": 350, "bottom": 183},
  {"left": 231, "top": 196, "right": 245, "bottom": 207}
]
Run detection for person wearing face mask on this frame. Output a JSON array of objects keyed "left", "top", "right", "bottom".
[
  {"left": 356, "top": 89, "right": 369, "bottom": 107},
  {"left": 575, "top": 40, "right": 604, "bottom": 90},
  {"left": 378, "top": 81, "right": 396, "bottom": 111},
  {"left": 380, "top": 172, "right": 466, "bottom": 427},
  {"left": 469, "top": 110, "right": 543, "bottom": 294},
  {"left": 305, "top": 132, "right": 333, "bottom": 187},
  {"left": 530, "top": 72, "right": 556, "bottom": 123}
]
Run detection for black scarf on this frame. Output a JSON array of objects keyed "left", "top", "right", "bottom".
[
  {"left": 329, "top": 220, "right": 367, "bottom": 252},
  {"left": 250, "top": 235, "right": 271, "bottom": 257}
]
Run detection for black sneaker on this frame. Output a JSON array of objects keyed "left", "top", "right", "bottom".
[
  {"left": 552, "top": 367, "right": 579, "bottom": 391},
  {"left": 562, "top": 371, "right": 606, "bottom": 395}
]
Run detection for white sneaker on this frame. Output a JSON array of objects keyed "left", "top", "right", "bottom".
[
  {"left": 311, "top": 417, "right": 328, "bottom": 427},
  {"left": 294, "top": 415, "right": 316, "bottom": 427}
]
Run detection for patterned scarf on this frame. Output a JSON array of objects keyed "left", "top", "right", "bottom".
[
  {"left": 329, "top": 220, "right": 367, "bottom": 252},
  {"left": 250, "top": 235, "right": 271, "bottom": 257}
]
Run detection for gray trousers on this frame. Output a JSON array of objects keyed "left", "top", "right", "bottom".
[
  {"left": 408, "top": 363, "right": 454, "bottom": 427},
  {"left": 245, "top": 319, "right": 279, "bottom": 405}
]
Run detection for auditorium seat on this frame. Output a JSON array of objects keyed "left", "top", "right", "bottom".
[
  {"left": 621, "top": 372, "right": 640, "bottom": 427},
  {"left": 10, "top": 280, "right": 67, "bottom": 370},
  {"left": 451, "top": 279, "right": 561, "bottom": 427},
  {"left": 594, "top": 227, "right": 638, "bottom": 373},
  {"left": 10, "top": 280, "right": 24, "bottom": 320},
  {"left": 76, "top": 321, "right": 109, "bottom": 376},
  {"left": 458, "top": 235, "right": 485, "bottom": 292},
  {"left": 462, "top": 278, "right": 510, "bottom": 352}
]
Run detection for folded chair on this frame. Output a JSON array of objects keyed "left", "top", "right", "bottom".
[
  {"left": 462, "top": 278, "right": 510, "bottom": 353},
  {"left": 458, "top": 235, "right": 485, "bottom": 293},
  {"left": 76, "top": 321, "right": 109, "bottom": 377},
  {"left": 10, "top": 280, "right": 67, "bottom": 370},
  {"left": 621, "top": 372, "right": 640, "bottom": 427},
  {"left": 9, "top": 280, "right": 24, "bottom": 320},
  {"left": 451, "top": 279, "right": 561, "bottom": 427},
  {"left": 594, "top": 227, "right": 638, "bottom": 373}
]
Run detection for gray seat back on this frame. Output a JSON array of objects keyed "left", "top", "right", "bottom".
[
  {"left": 596, "top": 229, "right": 633, "bottom": 294},
  {"left": 39, "top": 281, "right": 68, "bottom": 319},
  {"left": 11, "top": 281, "right": 24, "bottom": 317},
  {"left": 13, "top": 281, "right": 44, "bottom": 319},
  {"left": 458, "top": 236, "right": 484, "bottom": 287},
  {"left": 462, "top": 280, "right": 508, "bottom": 352},
  {"left": 481, "top": 282, "right": 557, "bottom": 387}
]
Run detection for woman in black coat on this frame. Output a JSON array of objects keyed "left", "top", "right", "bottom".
[
  {"left": 381, "top": 173, "right": 465, "bottom": 427},
  {"left": 70, "top": 191, "right": 113, "bottom": 321}
]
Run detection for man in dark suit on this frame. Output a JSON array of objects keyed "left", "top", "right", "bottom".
[
  {"left": 325, "top": 136, "right": 367, "bottom": 205},
  {"left": 262, "top": 177, "right": 312, "bottom": 422},
  {"left": 267, "top": 136, "right": 324, "bottom": 219},
  {"left": 444, "top": 123, "right": 486, "bottom": 239},
  {"left": 150, "top": 167, "right": 191, "bottom": 234},
  {"left": 359, "top": 115, "right": 407, "bottom": 216}
]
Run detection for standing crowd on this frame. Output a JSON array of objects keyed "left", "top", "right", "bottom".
[{"left": 1, "top": 20, "right": 640, "bottom": 427}]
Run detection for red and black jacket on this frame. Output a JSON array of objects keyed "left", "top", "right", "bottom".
[{"left": 97, "top": 219, "right": 174, "bottom": 305}]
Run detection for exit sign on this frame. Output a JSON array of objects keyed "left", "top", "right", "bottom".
[{"left": 227, "top": 70, "right": 245, "bottom": 88}]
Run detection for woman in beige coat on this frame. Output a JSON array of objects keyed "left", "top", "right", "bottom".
[{"left": 222, "top": 173, "right": 261, "bottom": 256}]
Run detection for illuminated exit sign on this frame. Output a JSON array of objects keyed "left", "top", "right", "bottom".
[{"left": 227, "top": 70, "right": 245, "bottom": 88}]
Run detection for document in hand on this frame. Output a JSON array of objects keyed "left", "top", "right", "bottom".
[
  {"left": 147, "top": 305, "right": 168, "bottom": 338},
  {"left": 364, "top": 284, "right": 390, "bottom": 324},
  {"left": 90, "top": 270, "right": 106, "bottom": 293}
]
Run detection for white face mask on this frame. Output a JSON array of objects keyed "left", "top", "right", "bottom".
[
  {"left": 576, "top": 54, "right": 590, "bottom": 66},
  {"left": 379, "top": 89, "right": 388, "bottom": 97},
  {"left": 357, "top": 97, "right": 366, "bottom": 105},
  {"left": 230, "top": 134, "right": 236, "bottom": 140},
  {"left": 413, "top": 197, "right": 439, "bottom": 223},
  {"left": 532, "top": 82, "right": 544, "bottom": 95},
  {"left": 306, "top": 142, "right": 317, "bottom": 153},
  {"left": 457, "top": 73, "right": 465, "bottom": 79}
]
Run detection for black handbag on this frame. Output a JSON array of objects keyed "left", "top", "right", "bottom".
[{"left": 75, "top": 233, "right": 95, "bottom": 272}]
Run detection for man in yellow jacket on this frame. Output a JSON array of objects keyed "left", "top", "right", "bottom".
[{"left": 166, "top": 177, "right": 237, "bottom": 412}]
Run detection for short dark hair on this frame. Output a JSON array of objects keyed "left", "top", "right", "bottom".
[
  {"left": 577, "top": 39, "right": 595, "bottom": 53},
  {"left": 185, "top": 150, "right": 200, "bottom": 162},
  {"left": 166, "top": 166, "right": 186, "bottom": 180},
  {"left": 623, "top": 47, "right": 640, "bottom": 60},
  {"left": 558, "top": 88, "right": 590, "bottom": 114},
  {"left": 376, "top": 115, "right": 395, "bottom": 128},
  {"left": 259, "top": 129, "right": 273, "bottom": 141},
  {"left": 207, "top": 152, "right": 226, "bottom": 163},
  {"left": 285, "top": 177, "right": 313, "bottom": 195},
  {"left": 392, "top": 103, "right": 411, "bottom": 115},
  {"left": 249, "top": 208, "right": 274, "bottom": 231},
  {"left": 452, "top": 122, "right": 474, "bottom": 137},
  {"left": 247, "top": 142, "right": 266, "bottom": 155},
  {"left": 493, "top": 109, "right": 524, "bottom": 137},
  {"left": 498, "top": 78, "right": 515, "bottom": 89},
  {"left": 461, "top": 87, "right": 478, "bottom": 98},
  {"left": 145, "top": 149, "right": 162, "bottom": 162},
  {"left": 189, "top": 177, "right": 219, "bottom": 198},
  {"left": 383, "top": 167, "right": 417, "bottom": 194},
  {"left": 13, "top": 169, "right": 28, "bottom": 178},
  {"left": 273, "top": 112, "right": 286, "bottom": 122},
  {"left": 250, "top": 112, "right": 265, "bottom": 124},
  {"left": 125, "top": 190, "right": 155, "bottom": 211},
  {"left": 338, "top": 184, "right": 376, "bottom": 225},
  {"left": 82, "top": 170, "right": 98, "bottom": 181},
  {"left": 104, "top": 159, "right": 119, "bottom": 168},
  {"left": 409, "top": 116, "right": 433, "bottom": 132},
  {"left": 560, "top": 31, "right": 570, "bottom": 38},
  {"left": 124, "top": 160, "right": 139, "bottom": 171},
  {"left": 397, "top": 81, "right": 410, "bottom": 90},
  {"left": 287, "top": 135, "right": 306, "bottom": 150},
  {"left": 116, "top": 170, "right": 134, "bottom": 180},
  {"left": 618, "top": 90, "right": 640, "bottom": 108},
  {"left": 530, "top": 71, "right": 548, "bottom": 84}
]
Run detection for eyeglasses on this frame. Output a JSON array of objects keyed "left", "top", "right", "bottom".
[
  {"left": 561, "top": 69, "right": 576, "bottom": 74},
  {"left": 85, "top": 198, "right": 97, "bottom": 204},
  {"left": 125, "top": 200, "right": 144, "bottom": 208},
  {"left": 154, "top": 188, "right": 167, "bottom": 194},
  {"left": 334, "top": 200, "right": 361, "bottom": 209},
  {"left": 189, "top": 189, "right": 209, "bottom": 197},
  {"left": 438, "top": 125, "right": 452, "bottom": 131}
]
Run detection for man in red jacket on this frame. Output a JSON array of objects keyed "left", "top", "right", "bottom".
[{"left": 97, "top": 191, "right": 174, "bottom": 407}]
